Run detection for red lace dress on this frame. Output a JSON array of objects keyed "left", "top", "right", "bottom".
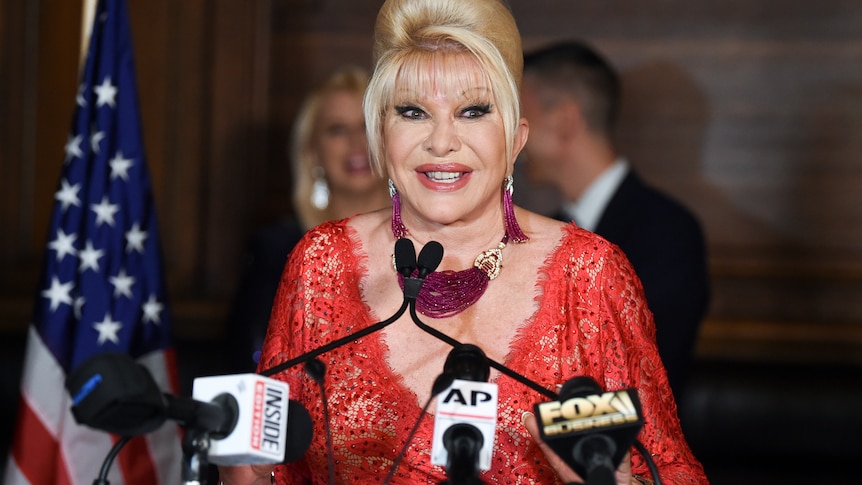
[{"left": 258, "top": 220, "right": 707, "bottom": 484}]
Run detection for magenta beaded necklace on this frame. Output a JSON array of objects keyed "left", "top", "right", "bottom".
[{"left": 390, "top": 176, "right": 528, "bottom": 318}]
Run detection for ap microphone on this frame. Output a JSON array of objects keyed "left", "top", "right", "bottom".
[
  {"left": 533, "top": 376, "right": 644, "bottom": 485},
  {"left": 431, "top": 344, "right": 498, "bottom": 481}
]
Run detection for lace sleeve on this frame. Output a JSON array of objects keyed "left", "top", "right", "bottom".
[
  {"left": 256, "top": 221, "right": 357, "bottom": 485},
  {"left": 586, "top": 236, "right": 707, "bottom": 483}
]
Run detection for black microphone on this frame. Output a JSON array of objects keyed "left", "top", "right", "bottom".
[
  {"left": 417, "top": 240, "right": 444, "bottom": 278},
  {"left": 66, "top": 351, "right": 169, "bottom": 436},
  {"left": 433, "top": 345, "right": 496, "bottom": 485},
  {"left": 402, "top": 239, "right": 442, "bottom": 299},
  {"left": 532, "top": 376, "right": 644, "bottom": 485},
  {"left": 395, "top": 237, "right": 418, "bottom": 277}
]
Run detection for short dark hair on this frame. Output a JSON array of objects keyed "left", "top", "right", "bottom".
[{"left": 523, "top": 40, "right": 621, "bottom": 136}]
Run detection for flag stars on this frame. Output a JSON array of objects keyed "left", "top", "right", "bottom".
[
  {"left": 65, "top": 134, "right": 84, "bottom": 163},
  {"left": 41, "top": 276, "right": 74, "bottom": 311},
  {"left": 74, "top": 295, "right": 86, "bottom": 319},
  {"left": 91, "top": 195, "right": 120, "bottom": 227},
  {"left": 94, "top": 76, "right": 117, "bottom": 108},
  {"left": 110, "top": 151, "right": 134, "bottom": 180},
  {"left": 48, "top": 229, "right": 77, "bottom": 262},
  {"left": 142, "top": 294, "right": 164, "bottom": 325},
  {"left": 94, "top": 312, "right": 122, "bottom": 345},
  {"left": 79, "top": 240, "right": 104, "bottom": 272},
  {"left": 109, "top": 268, "right": 135, "bottom": 298},
  {"left": 55, "top": 179, "right": 82, "bottom": 212},
  {"left": 125, "top": 223, "right": 148, "bottom": 253},
  {"left": 76, "top": 84, "right": 87, "bottom": 107},
  {"left": 91, "top": 128, "right": 106, "bottom": 154}
]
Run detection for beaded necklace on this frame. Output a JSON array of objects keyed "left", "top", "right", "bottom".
[{"left": 395, "top": 232, "right": 509, "bottom": 318}]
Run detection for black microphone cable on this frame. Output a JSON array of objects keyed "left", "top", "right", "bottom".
[
  {"left": 382, "top": 372, "right": 456, "bottom": 485},
  {"left": 259, "top": 238, "right": 420, "bottom": 378},
  {"left": 92, "top": 436, "right": 131, "bottom": 485},
  {"left": 407, "top": 298, "right": 556, "bottom": 401},
  {"left": 304, "top": 358, "right": 335, "bottom": 485}
]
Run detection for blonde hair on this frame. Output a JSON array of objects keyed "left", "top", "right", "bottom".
[
  {"left": 364, "top": 0, "right": 523, "bottom": 173},
  {"left": 291, "top": 66, "right": 370, "bottom": 228}
]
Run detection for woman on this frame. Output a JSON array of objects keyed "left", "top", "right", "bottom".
[
  {"left": 226, "top": 66, "right": 390, "bottom": 372},
  {"left": 221, "top": 0, "right": 707, "bottom": 483}
]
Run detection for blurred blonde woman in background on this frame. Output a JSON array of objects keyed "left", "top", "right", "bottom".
[{"left": 226, "top": 66, "right": 390, "bottom": 373}]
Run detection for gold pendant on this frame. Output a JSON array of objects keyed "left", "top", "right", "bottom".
[{"left": 474, "top": 241, "right": 505, "bottom": 280}]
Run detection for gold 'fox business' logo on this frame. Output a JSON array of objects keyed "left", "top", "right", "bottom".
[{"left": 536, "top": 390, "right": 639, "bottom": 437}]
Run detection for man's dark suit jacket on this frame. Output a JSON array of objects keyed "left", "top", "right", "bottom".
[{"left": 559, "top": 170, "right": 710, "bottom": 403}]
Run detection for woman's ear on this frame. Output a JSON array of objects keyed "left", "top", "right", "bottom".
[
  {"left": 512, "top": 117, "right": 530, "bottom": 162},
  {"left": 556, "top": 100, "right": 585, "bottom": 141}
]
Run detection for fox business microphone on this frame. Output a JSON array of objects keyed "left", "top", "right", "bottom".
[
  {"left": 533, "top": 376, "right": 644, "bottom": 485},
  {"left": 65, "top": 352, "right": 312, "bottom": 472}
]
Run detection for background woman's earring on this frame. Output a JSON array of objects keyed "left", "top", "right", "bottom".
[{"left": 311, "top": 166, "right": 329, "bottom": 210}]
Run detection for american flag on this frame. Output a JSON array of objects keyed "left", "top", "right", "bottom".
[{"left": 4, "top": 0, "right": 183, "bottom": 483}]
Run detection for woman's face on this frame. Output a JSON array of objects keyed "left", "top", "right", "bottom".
[
  {"left": 313, "top": 89, "right": 377, "bottom": 197},
  {"left": 383, "top": 53, "right": 526, "bottom": 230}
]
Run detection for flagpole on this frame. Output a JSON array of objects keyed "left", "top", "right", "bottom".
[{"left": 80, "top": 0, "right": 98, "bottom": 68}]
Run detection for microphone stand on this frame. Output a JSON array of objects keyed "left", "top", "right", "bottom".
[
  {"left": 259, "top": 296, "right": 410, "bottom": 377},
  {"left": 260, "top": 239, "right": 421, "bottom": 378},
  {"left": 181, "top": 428, "right": 211, "bottom": 485},
  {"left": 407, "top": 300, "right": 557, "bottom": 401},
  {"left": 92, "top": 436, "right": 131, "bottom": 485}
]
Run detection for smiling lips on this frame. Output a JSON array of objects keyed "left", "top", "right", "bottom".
[
  {"left": 424, "top": 171, "right": 463, "bottom": 183},
  {"left": 346, "top": 154, "right": 372, "bottom": 174}
]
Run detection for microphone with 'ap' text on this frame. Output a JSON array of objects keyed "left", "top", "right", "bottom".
[
  {"left": 431, "top": 344, "right": 498, "bottom": 484},
  {"left": 533, "top": 376, "right": 644, "bottom": 485}
]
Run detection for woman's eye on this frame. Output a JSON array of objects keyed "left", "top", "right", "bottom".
[
  {"left": 325, "top": 124, "right": 348, "bottom": 136},
  {"left": 461, "top": 104, "right": 491, "bottom": 119},
  {"left": 395, "top": 105, "right": 426, "bottom": 120}
]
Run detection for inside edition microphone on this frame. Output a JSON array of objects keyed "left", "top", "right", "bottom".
[
  {"left": 66, "top": 352, "right": 313, "bottom": 479},
  {"left": 431, "top": 344, "right": 498, "bottom": 484},
  {"left": 533, "top": 376, "right": 644, "bottom": 485}
]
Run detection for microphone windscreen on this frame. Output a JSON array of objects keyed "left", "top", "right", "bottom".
[
  {"left": 417, "top": 241, "right": 444, "bottom": 276},
  {"left": 394, "top": 238, "right": 417, "bottom": 276},
  {"left": 443, "top": 344, "right": 490, "bottom": 382},
  {"left": 284, "top": 399, "right": 314, "bottom": 463},
  {"left": 559, "top": 375, "right": 602, "bottom": 399},
  {"left": 65, "top": 352, "right": 167, "bottom": 436}
]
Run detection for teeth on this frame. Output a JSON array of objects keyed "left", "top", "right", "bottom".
[{"left": 425, "top": 171, "right": 461, "bottom": 183}]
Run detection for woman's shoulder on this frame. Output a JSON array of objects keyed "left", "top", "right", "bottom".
[
  {"left": 541, "top": 219, "right": 631, "bottom": 273},
  {"left": 293, "top": 211, "right": 390, "bottom": 260}
]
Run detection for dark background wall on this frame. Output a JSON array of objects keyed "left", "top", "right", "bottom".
[{"left": 2, "top": 1, "right": 861, "bottom": 483}]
